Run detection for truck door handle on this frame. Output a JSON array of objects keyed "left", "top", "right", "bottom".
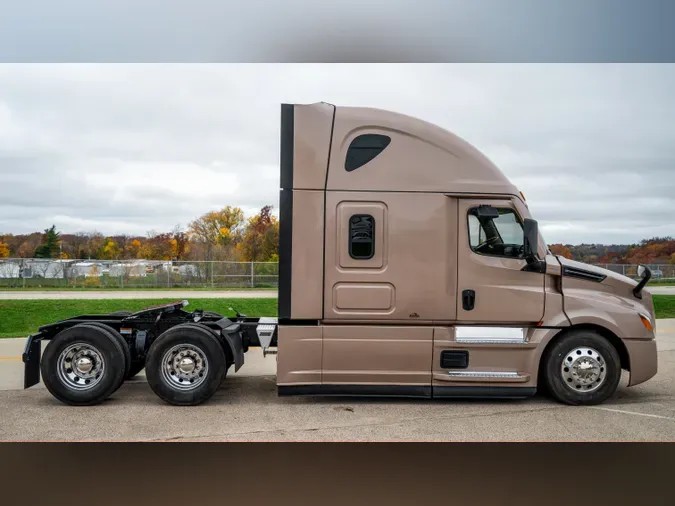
[{"left": 462, "top": 290, "right": 475, "bottom": 311}]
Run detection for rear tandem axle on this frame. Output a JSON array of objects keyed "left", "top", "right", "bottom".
[{"left": 22, "top": 300, "right": 278, "bottom": 406}]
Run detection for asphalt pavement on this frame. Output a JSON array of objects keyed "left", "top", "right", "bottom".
[{"left": 1, "top": 319, "right": 674, "bottom": 441}]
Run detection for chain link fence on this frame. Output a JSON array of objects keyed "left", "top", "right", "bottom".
[
  {"left": 0, "top": 258, "right": 278, "bottom": 289},
  {"left": 0, "top": 258, "right": 672, "bottom": 289},
  {"left": 592, "top": 264, "right": 674, "bottom": 281}
]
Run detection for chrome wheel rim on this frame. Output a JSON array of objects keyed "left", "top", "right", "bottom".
[
  {"left": 57, "top": 343, "right": 106, "bottom": 391},
  {"left": 161, "top": 344, "right": 209, "bottom": 391},
  {"left": 561, "top": 346, "right": 607, "bottom": 393}
]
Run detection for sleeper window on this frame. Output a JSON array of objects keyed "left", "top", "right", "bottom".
[
  {"left": 468, "top": 208, "right": 524, "bottom": 259},
  {"left": 349, "top": 215, "right": 375, "bottom": 259},
  {"left": 345, "top": 134, "right": 391, "bottom": 172}
]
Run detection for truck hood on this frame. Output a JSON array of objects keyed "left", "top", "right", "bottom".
[
  {"left": 557, "top": 257, "right": 640, "bottom": 289},
  {"left": 556, "top": 256, "right": 655, "bottom": 322}
]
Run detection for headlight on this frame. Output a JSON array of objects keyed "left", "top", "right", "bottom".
[{"left": 638, "top": 312, "right": 654, "bottom": 332}]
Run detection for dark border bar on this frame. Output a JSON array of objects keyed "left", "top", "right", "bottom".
[{"left": 278, "top": 104, "right": 295, "bottom": 320}]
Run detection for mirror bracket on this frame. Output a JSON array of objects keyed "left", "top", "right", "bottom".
[
  {"left": 521, "top": 258, "right": 547, "bottom": 273},
  {"left": 474, "top": 205, "right": 500, "bottom": 219}
]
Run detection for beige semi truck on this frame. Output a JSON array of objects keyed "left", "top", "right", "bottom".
[{"left": 22, "top": 102, "right": 658, "bottom": 407}]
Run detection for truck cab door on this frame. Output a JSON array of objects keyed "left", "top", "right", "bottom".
[{"left": 456, "top": 198, "right": 545, "bottom": 324}]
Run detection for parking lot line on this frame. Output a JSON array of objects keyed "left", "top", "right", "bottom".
[{"left": 589, "top": 406, "right": 675, "bottom": 421}]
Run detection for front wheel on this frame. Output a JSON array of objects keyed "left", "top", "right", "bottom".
[
  {"left": 543, "top": 330, "right": 622, "bottom": 406},
  {"left": 145, "top": 324, "right": 227, "bottom": 406}
]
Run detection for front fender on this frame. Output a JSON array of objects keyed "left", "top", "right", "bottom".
[{"left": 563, "top": 287, "right": 654, "bottom": 340}]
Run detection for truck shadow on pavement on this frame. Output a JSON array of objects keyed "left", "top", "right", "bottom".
[{"left": 30, "top": 373, "right": 664, "bottom": 409}]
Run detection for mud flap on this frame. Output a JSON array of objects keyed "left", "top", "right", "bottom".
[
  {"left": 214, "top": 319, "right": 245, "bottom": 372},
  {"left": 223, "top": 331, "right": 245, "bottom": 372},
  {"left": 22, "top": 334, "right": 42, "bottom": 389}
]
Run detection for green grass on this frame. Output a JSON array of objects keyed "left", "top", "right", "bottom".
[
  {"left": 0, "top": 286, "right": 276, "bottom": 291},
  {"left": 653, "top": 295, "right": 675, "bottom": 319},
  {"left": 1, "top": 296, "right": 673, "bottom": 339},
  {"left": 0, "top": 298, "right": 277, "bottom": 338},
  {"left": 648, "top": 280, "right": 675, "bottom": 286}
]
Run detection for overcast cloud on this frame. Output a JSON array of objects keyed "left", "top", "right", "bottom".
[{"left": 0, "top": 64, "right": 674, "bottom": 245}]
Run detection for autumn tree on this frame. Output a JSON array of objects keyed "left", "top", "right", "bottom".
[
  {"left": 85, "top": 232, "right": 106, "bottom": 259},
  {"left": 624, "top": 237, "right": 675, "bottom": 265},
  {"left": 101, "top": 238, "right": 121, "bottom": 259},
  {"left": 125, "top": 239, "right": 143, "bottom": 259},
  {"left": 34, "top": 225, "right": 62, "bottom": 259},
  {"left": 238, "top": 206, "right": 280, "bottom": 262},
  {"left": 0, "top": 241, "right": 9, "bottom": 258},
  {"left": 167, "top": 225, "right": 190, "bottom": 260},
  {"left": 61, "top": 232, "right": 90, "bottom": 259},
  {"left": 111, "top": 235, "right": 133, "bottom": 257},
  {"left": 548, "top": 244, "right": 573, "bottom": 259},
  {"left": 18, "top": 241, "right": 33, "bottom": 258},
  {"left": 0, "top": 234, "right": 18, "bottom": 257},
  {"left": 188, "top": 206, "right": 245, "bottom": 260},
  {"left": 140, "top": 231, "right": 176, "bottom": 260}
]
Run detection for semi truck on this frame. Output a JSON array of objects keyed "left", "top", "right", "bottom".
[{"left": 22, "top": 101, "right": 658, "bottom": 407}]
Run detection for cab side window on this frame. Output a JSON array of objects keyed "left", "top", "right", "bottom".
[{"left": 468, "top": 207, "right": 524, "bottom": 258}]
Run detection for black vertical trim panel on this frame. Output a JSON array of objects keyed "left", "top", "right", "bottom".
[
  {"left": 278, "top": 189, "right": 293, "bottom": 320},
  {"left": 280, "top": 104, "right": 294, "bottom": 190},
  {"left": 278, "top": 104, "right": 295, "bottom": 320}
]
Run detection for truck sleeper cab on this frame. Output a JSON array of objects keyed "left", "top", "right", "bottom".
[
  {"left": 22, "top": 101, "right": 658, "bottom": 407},
  {"left": 275, "top": 101, "right": 657, "bottom": 406}
]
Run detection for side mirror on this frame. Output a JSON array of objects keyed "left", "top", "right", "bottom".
[
  {"left": 633, "top": 264, "right": 652, "bottom": 299},
  {"left": 523, "top": 218, "right": 539, "bottom": 260}
]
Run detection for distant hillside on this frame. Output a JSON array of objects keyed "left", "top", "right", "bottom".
[{"left": 549, "top": 237, "right": 675, "bottom": 265}]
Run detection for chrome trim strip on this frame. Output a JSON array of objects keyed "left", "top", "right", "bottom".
[
  {"left": 455, "top": 326, "right": 527, "bottom": 343},
  {"left": 447, "top": 371, "right": 523, "bottom": 379},
  {"left": 455, "top": 339, "right": 528, "bottom": 344}
]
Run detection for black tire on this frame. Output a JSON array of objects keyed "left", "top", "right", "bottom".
[
  {"left": 145, "top": 323, "right": 227, "bottom": 406},
  {"left": 96, "top": 317, "right": 144, "bottom": 381},
  {"left": 542, "top": 329, "right": 622, "bottom": 406},
  {"left": 82, "top": 322, "right": 131, "bottom": 385},
  {"left": 40, "top": 324, "right": 127, "bottom": 406}
]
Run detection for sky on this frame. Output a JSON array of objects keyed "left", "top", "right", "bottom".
[{"left": 0, "top": 63, "right": 674, "bottom": 245}]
